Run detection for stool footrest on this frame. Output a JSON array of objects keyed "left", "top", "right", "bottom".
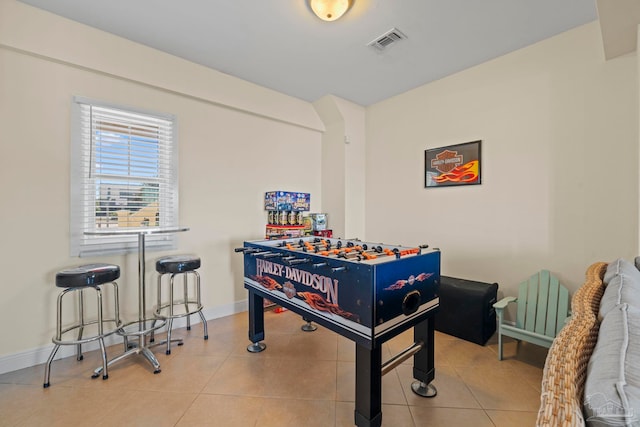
[
  {"left": 154, "top": 301, "right": 204, "bottom": 319},
  {"left": 118, "top": 319, "right": 167, "bottom": 338},
  {"left": 53, "top": 319, "right": 122, "bottom": 345}
]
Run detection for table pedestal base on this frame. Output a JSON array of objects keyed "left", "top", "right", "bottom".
[{"left": 93, "top": 319, "right": 166, "bottom": 375}]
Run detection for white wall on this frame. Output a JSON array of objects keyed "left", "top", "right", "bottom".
[
  {"left": 313, "top": 95, "right": 366, "bottom": 239},
  {"left": 0, "top": 0, "right": 323, "bottom": 369},
  {"left": 637, "top": 24, "right": 640, "bottom": 249},
  {"left": 365, "top": 22, "right": 638, "bottom": 295}
]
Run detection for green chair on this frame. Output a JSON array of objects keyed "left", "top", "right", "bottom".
[{"left": 493, "top": 270, "right": 569, "bottom": 360}]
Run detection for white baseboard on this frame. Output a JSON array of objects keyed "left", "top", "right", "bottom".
[{"left": 0, "top": 299, "right": 248, "bottom": 376}]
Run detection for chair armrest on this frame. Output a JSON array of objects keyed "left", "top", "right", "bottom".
[
  {"left": 493, "top": 296, "right": 517, "bottom": 310},
  {"left": 494, "top": 297, "right": 517, "bottom": 327}
]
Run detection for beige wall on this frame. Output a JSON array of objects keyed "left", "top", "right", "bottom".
[
  {"left": 313, "top": 95, "right": 366, "bottom": 239},
  {"left": 637, "top": 24, "right": 640, "bottom": 249},
  {"left": 365, "top": 21, "right": 638, "bottom": 296},
  {"left": 0, "top": 0, "right": 323, "bottom": 368},
  {"left": 1, "top": 0, "right": 639, "bottom": 371}
]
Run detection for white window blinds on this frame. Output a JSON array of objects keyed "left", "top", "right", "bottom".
[{"left": 71, "top": 97, "right": 178, "bottom": 257}]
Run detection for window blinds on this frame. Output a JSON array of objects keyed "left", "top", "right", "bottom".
[{"left": 70, "top": 98, "right": 178, "bottom": 257}]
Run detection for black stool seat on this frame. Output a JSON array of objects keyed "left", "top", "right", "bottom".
[
  {"left": 56, "top": 264, "right": 120, "bottom": 288},
  {"left": 156, "top": 256, "right": 200, "bottom": 274}
]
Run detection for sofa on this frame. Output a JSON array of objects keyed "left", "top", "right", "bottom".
[{"left": 537, "top": 259, "right": 640, "bottom": 426}]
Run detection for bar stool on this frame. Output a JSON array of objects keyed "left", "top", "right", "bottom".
[
  {"left": 151, "top": 255, "right": 208, "bottom": 355},
  {"left": 43, "top": 263, "right": 122, "bottom": 388}
]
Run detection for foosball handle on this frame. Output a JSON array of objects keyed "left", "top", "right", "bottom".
[
  {"left": 261, "top": 252, "right": 284, "bottom": 258},
  {"left": 250, "top": 251, "right": 272, "bottom": 257},
  {"left": 234, "top": 247, "right": 258, "bottom": 253},
  {"left": 312, "top": 262, "right": 328, "bottom": 269},
  {"left": 287, "top": 258, "right": 311, "bottom": 265}
]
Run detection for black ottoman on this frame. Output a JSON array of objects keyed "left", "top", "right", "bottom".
[{"left": 435, "top": 276, "right": 498, "bottom": 345}]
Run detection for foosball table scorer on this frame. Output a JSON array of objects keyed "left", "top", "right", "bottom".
[{"left": 235, "top": 236, "right": 440, "bottom": 427}]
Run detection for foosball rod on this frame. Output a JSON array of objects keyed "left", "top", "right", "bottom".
[
  {"left": 277, "top": 238, "right": 330, "bottom": 250},
  {"left": 273, "top": 241, "right": 423, "bottom": 262}
]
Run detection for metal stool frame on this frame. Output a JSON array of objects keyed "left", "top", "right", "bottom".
[
  {"left": 43, "top": 280, "right": 121, "bottom": 387},
  {"left": 152, "top": 268, "right": 208, "bottom": 355}
]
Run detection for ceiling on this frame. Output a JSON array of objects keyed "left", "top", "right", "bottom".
[{"left": 18, "top": 0, "right": 599, "bottom": 106}]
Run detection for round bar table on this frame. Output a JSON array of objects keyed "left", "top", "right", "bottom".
[{"left": 85, "top": 226, "right": 189, "bottom": 373}]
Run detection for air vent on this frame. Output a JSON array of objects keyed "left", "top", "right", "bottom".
[{"left": 367, "top": 28, "right": 407, "bottom": 51}]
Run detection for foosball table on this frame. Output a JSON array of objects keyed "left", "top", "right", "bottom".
[{"left": 235, "top": 236, "right": 441, "bottom": 427}]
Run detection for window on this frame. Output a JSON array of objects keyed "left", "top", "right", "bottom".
[{"left": 71, "top": 97, "right": 178, "bottom": 256}]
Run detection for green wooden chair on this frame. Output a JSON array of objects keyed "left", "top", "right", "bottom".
[{"left": 493, "top": 270, "right": 570, "bottom": 360}]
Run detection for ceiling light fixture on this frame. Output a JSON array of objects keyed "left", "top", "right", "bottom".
[{"left": 309, "top": 0, "right": 352, "bottom": 22}]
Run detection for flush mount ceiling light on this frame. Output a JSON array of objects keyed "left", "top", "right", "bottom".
[{"left": 309, "top": 0, "right": 353, "bottom": 22}]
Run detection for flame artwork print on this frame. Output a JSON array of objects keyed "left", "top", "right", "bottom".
[
  {"left": 250, "top": 275, "right": 282, "bottom": 291},
  {"left": 425, "top": 140, "right": 481, "bottom": 188},
  {"left": 432, "top": 160, "right": 479, "bottom": 184},
  {"left": 297, "top": 291, "right": 360, "bottom": 322},
  {"left": 384, "top": 272, "right": 433, "bottom": 291}
]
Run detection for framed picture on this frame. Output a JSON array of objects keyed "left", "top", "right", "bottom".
[{"left": 424, "top": 140, "right": 481, "bottom": 188}]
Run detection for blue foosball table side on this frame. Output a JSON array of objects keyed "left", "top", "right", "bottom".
[{"left": 237, "top": 237, "right": 440, "bottom": 427}]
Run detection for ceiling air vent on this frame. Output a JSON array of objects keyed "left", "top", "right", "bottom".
[{"left": 367, "top": 28, "right": 407, "bottom": 51}]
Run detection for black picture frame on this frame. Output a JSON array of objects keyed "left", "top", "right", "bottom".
[{"left": 424, "top": 140, "right": 481, "bottom": 188}]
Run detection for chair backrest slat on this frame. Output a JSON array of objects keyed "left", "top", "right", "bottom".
[
  {"left": 524, "top": 274, "right": 539, "bottom": 332},
  {"left": 535, "top": 270, "right": 551, "bottom": 335},
  {"left": 516, "top": 281, "right": 528, "bottom": 329},
  {"left": 555, "top": 285, "right": 570, "bottom": 335},
  {"left": 545, "top": 273, "right": 560, "bottom": 337}
]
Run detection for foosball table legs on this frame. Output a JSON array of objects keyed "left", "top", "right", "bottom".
[
  {"left": 411, "top": 317, "right": 437, "bottom": 397},
  {"left": 247, "top": 291, "right": 266, "bottom": 353},
  {"left": 354, "top": 344, "right": 383, "bottom": 427},
  {"left": 354, "top": 316, "right": 436, "bottom": 427},
  {"left": 301, "top": 318, "right": 317, "bottom": 332},
  {"left": 245, "top": 287, "right": 437, "bottom": 427}
]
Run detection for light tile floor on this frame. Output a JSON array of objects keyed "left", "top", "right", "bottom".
[{"left": 0, "top": 310, "right": 547, "bottom": 426}]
